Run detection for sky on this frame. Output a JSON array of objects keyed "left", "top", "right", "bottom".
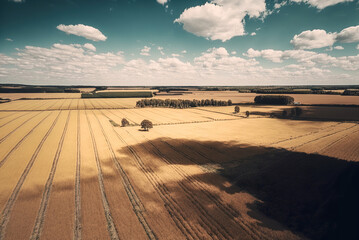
[{"left": 0, "top": 0, "right": 358, "bottom": 86}]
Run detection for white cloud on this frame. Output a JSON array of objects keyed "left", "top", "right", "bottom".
[
  {"left": 250, "top": 32, "right": 256, "bottom": 36},
  {"left": 140, "top": 46, "right": 151, "bottom": 56},
  {"left": 357, "top": 44, "right": 359, "bottom": 50},
  {"left": 181, "top": 50, "right": 187, "bottom": 54},
  {"left": 171, "top": 53, "right": 181, "bottom": 57},
  {"left": 290, "top": 25, "right": 359, "bottom": 50},
  {"left": 57, "top": 24, "right": 107, "bottom": 41},
  {"left": 157, "top": 46, "right": 165, "bottom": 55},
  {"left": 0, "top": 45, "right": 358, "bottom": 85},
  {"left": 231, "top": 51, "right": 237, "bottom": 55},
  {"left": 290, "top": 0, "right": 354, "bottom": 9},
  {"left": 156, "top": 0, "right": 168, "bottom": 5},
  {"left": 336, "top": 25, "right": 359, "bottom": 43},
  {"left": 5, "top": 38, "right": 13, "bottom": 42},
  {"left": 174, "top": 0, "right": 266, "bottom": 42},
  {"left": 83, "top": 43, "right": 96, "bottom": 51},
  {"left": 245, "top": 47, "right": 359, "bottom": 71},
  {"left": 9, "top": 0, "right": 24, "bottom": 2},
  {"left": 334, "top": 46, "right": 344, "bottom": 50},
  {"left": 290, "top": 29, "right": 336, "bottom": 49}
]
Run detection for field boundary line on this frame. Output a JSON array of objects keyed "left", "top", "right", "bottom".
[
  {"left": 30, "top": 111, "right": 71, "bottom": 240},
  {"left": 0, "top": 112, "right": 51, "bottom": 168},
  {"left": 85, "top": 111, "right": 120, "bottom": 240},
  {"left": 0, "top": 111, "right": 61, "bottom": 240}
]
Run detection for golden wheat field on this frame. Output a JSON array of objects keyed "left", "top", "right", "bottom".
[{"left": 0, "top": 96, "right": 358, "bottom": 240}]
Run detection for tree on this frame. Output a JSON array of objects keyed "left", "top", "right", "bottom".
[
  {"left": 228, "top": 100, "right": 232, "bottom": 106},
  {"left": 234, "top": 106, "right": 240, "bottom": 113},
  {"left": 141, "top": 119, "right": 153, "bottom": 131},
  {"left": 121, "top": 118, "right": 129, "bottom": 127},
  {"left": 246, "top": 111, "right": 250, "bottom": 118}
]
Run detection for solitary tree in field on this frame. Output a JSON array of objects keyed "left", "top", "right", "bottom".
[
  {"left": 141, "top": 119, "right": 153, "bottom": 131},
  {"left": 245, "top": 111, "right": 250, "bottom": 118},
  {"left": 234, "top": 106, "right": 240, "bottom": 113},
  {"left": 121, "top": 118, "right": 130, "bottom": 127}
]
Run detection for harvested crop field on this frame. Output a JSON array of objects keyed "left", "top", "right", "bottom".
[
  {"left": 0, "top": 98, "right": 358, "bottom": 240},
  {"left": 154, "top": 91, "right": 359, "bottom": 105}
]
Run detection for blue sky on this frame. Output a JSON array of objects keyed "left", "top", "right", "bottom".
[{"left": 0, "top": 0, "right": 358, "bottom": 86}]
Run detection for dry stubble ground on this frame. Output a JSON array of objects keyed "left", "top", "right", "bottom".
[{"left": 0, "top": 97, "right": 358, "bottom": 240}]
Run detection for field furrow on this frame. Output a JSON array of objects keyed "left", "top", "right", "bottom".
[
  {"left": 85, "top": 110, "right": 120, "bottom": 240},
  {"left": 114, "top": 127, "right": 228, "bottom": 239},
  {"left": 0, "top": 111, "right": 61, "bottom": 239},
  {"left": 40, "top": 111, "right": 78, "bottom": 240},
  {"left": 30, "top": 111, "right": 71, "bottom": 240},
  {"left": 0, "top": 111, "right": 66, "bottom": 240},
  {"left": 92, "top": 111, "right": 156, "bottom": 239},
  {"left": 131, "top": 132, "right": 261, "bottom": 240},
  {"left": 110, "top": 128, "right": 202, "bottom": 239},
  {"left": 78, "top": 110, "right": 109, "bottom": 240},
  {"left": 0, "top": 112, "right": 51, "bottom": 168}
]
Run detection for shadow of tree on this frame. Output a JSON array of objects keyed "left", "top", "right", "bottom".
[{"left": 124, "top": 138, "right": 359, "bottom": 240}]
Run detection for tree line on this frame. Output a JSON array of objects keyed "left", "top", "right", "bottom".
[
  {"left": 254, "top": 95, "right": 294, "bottom": 105},
  {"left": 136, "top": 99, "right": 233, "bottom": 108}
]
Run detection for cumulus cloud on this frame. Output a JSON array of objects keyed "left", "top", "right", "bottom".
[
  {"left": 334, "top": 46, "right": 344, "bottom": 50},
  {"left": 5, "top": 38, "right": 13, "bottom": 42},
  {"left": 290, "top": 29, "right": 336, "bottom": 49},
  {"left": 336, "top": 25, "right": 359, "bottom": 43},
  {"left": 357, "top": 44, "right": 359, "bottom": 50},
  {"left": 0, "top": 45, "right": 358, "bottom": 85},
  {"left": 290, "top": 25, "right": 359, "bottom": 50},
  {"left": 250, "top": 32, "right": 256, "bottom": 36},
  {"left": 174, "top": 0, "right": 266, "bottom": 42},
  {"left": 181, "top": 50, "right": 187, "bottom": 54},
  {"left": 83, "top": 43, "right": 96, "bottom": 51},
  {"left": 57, "top": 24, "right": 107, "bottom": 41},
  {"left": 9, "top": 0, "right": 25, "bottom": 2},
  {"left": 290, "top": 0, "right": 354, "bottom": 9},
  {"left": 140, "top": 46, "right": 151, "bottom": 56},
  {"left": 245, "top": 47, "right": 359, "bottom": 70},
  {"left": 156, "top": 0, "right": 168, "bottom": 5},
  {"left": 157, "top": 46, "right": 165, "bottom": 55}
]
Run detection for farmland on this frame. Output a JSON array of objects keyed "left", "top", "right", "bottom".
[{"left": 0, "top": 94, "right": 358, "bottom": 240}]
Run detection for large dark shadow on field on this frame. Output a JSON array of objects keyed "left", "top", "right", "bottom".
[{"left": 125, "top": 138, "right": 359, "bottom": 240}]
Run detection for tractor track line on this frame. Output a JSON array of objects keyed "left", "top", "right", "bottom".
[
  {"left": 85, "top": 110, "right": 120, "bottom": 240},
  {"left": 145, "top": 138, "right": 259, "bottom": 240},
  {"left": 73, "top": 110, "right": 82, "bottom": 240},
  {"left": 0, "top": 111, "right": 61, "bottom": 240},
  {"left": 0, "top": 112, "right": 43, "bottom": 144},
  {"left": 108, "top": 126, "right": 202, "bottom": 240},
  {"left": 124, "top": 131, "right": 223, "bottom": 240},
  {"left": 30, "top": 111, "right": 71, "bottom": 240},
  {"left": 156, "top": 138, "right": 268, "bottom": 240},
  {"left": 0, "top": 111, "right": 32, "bottom": 129},
  {"left": 0, "top": 112, "right": 51, "bottom": 169},
  {"left": 93, "top": 111, "right": 157, "bottom": 240}
]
